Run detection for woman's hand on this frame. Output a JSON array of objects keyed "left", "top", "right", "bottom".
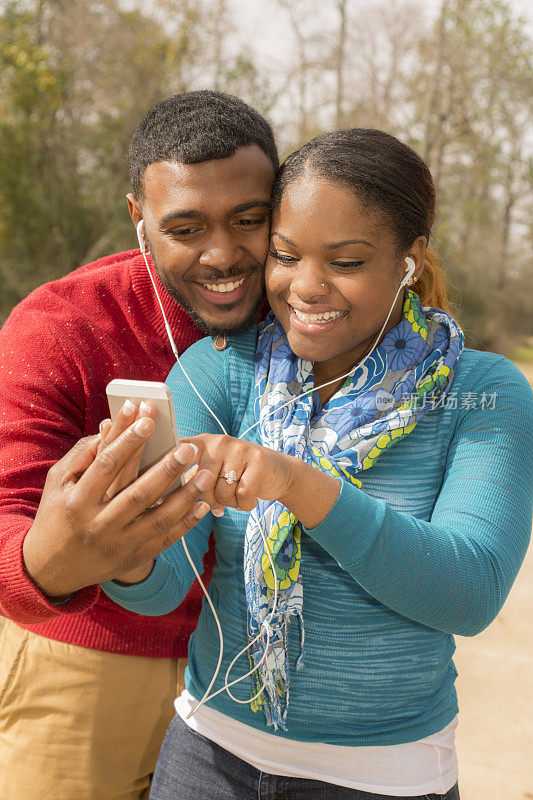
[{"left": 178, "top": 434, "right": 297, "bottom": 513}]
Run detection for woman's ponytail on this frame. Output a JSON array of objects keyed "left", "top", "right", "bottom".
[{"left": 411, "top": 246, "right": 454, "bottom": 315}]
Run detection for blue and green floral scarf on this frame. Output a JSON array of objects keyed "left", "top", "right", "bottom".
[{"left": 244, "top": 290, "right": 464, "bottom": 730}]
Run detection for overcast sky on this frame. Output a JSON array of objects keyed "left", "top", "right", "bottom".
[
  {"left": 231, "top": 0, "right": 533, "bottom": 61},
  {"left": 224, "top": 0, "right": 532, "bottom": 146}
]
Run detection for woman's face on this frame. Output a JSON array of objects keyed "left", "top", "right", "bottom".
[{"left": 266, "top": 172, "right": 424, "bottom": 385}]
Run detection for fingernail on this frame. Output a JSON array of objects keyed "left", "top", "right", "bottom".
[
  {"left": 212, "top": 508, "right": 225, "bottom": 517},
  {"left": 139, "top": 401, "right": 152, "bottom": 416},
  {"left": 194, "top": 471, "right": 213, "bottom": 491},
  {"left": 123, "top": 399, "right": 136, "bottom": 416},
  {"left": 188, "top": 443, "right": 199, "bottom": 456},
  {"left": 133, "top": 417, "right": 152, "bottom": 436},
  {"left": 193, "top": 501, "right": 210, "bottom": 519},
  {"left": 174, "top": 444, "right": 194, "bottom": 465}
]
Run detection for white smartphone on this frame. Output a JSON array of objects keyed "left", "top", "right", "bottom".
[{"left": 106, "top": 379, "right": 180, "bottom": 475}]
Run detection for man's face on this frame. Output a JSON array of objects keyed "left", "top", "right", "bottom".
[{"left": 128, "top": 145, "right": 274, "bottom": 336}]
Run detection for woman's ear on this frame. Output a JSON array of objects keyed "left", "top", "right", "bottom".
[{"left": 405, "top": 235, "right": 427, "bottom": 283}]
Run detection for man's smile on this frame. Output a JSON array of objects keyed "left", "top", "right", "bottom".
[
  {"left": 193, "top": 273, "right": 253, "bottom": 306},
  {"left": 199, "top": 276, "right": 246, "bottom": 293}
]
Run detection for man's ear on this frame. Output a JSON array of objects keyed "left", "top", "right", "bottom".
[{"left": 126, "top": 193, "right": 142, "bottom": 227}]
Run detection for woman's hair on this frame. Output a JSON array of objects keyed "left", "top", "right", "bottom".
[{"left": 271, "top": 129, "right": 451, "bottom": 312}]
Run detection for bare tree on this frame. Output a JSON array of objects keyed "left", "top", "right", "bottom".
[
  {"left": 340, "top": 0, "right": 427, "bottom": 135},
  {"left": 334, "top": 0, "right": 349, "bottom": 128},
  {"left": 275, "top": 0, "right": 328, "bottom": 143}
]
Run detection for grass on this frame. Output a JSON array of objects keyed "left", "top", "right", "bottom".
[{"left": 510, "top": 345, "right": 533, "bottom": 363}]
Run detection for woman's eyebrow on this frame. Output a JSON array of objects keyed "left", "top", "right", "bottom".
[
  {"left": 272, "top": 233, "right": 377, "bottom": 249},
  {"left": 272, "top": 232, "right": 296, "bottom": 246},
  {"left": 326, "top": 239, "right": 377, "bottom": 249}
]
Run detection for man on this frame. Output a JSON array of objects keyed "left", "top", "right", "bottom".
[{"left": 0, "top": 90, "right": 278, "bottom": 799}]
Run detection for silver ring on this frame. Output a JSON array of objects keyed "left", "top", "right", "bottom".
[{"left": 222, "top": 469, "right": 238, "bottom": 485}]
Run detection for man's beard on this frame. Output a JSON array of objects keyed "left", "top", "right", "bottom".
[{"left": 149, "top": 250, "right": 265, "bottom": 338}]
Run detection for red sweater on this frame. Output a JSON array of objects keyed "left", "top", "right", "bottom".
[{"left": 0, "top": 250, "right": 214, "bottom": 658}]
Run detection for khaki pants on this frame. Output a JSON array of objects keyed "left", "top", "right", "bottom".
[{"left": 0, "top": 618, "right": 185, "bottom": 800}]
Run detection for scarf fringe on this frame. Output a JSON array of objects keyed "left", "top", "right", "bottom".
[{"left": 249, "top": 609, "right": 305, "bottom": 731}]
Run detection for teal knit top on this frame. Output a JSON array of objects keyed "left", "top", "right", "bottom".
[{"left": 103, "top": 327, "right": 533, "bottom": 746}]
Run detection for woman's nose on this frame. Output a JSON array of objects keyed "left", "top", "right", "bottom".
[{"left": 290, "top": 260, "right": 328, "bottom": 300}]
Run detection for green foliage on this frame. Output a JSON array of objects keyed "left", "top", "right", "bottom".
[
  {"left": 423, "top": 0, "right": 533, "bottom": 351},
  {"left": 334, "top": 0, "right": 533, "bottom": 351},
  {"left": 0, "top": 0, "right": 531, "bottom": 355},
  {"left": 510, "top": 342, "right": 533, "bottom": 364},
  {"left": 0, "top": 0, "right": 212, "bottom": 319}
]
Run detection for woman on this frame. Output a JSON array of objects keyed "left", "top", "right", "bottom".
[{"left": 103, "top": 129, "right": 533, "bottom": 799}]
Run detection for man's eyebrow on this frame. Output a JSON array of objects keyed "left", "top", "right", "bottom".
[
  {"left": 159, "top": 200, "right": 271, "bottom": 227},
  {"left": 159, "top": 209, "right": 202, "bottom": 225},
  {"left": 231, "top": 200, "right": 271, "bottom": 214},
  {"left": 326, "top": 239, "right": 377, "bottom": 250}
]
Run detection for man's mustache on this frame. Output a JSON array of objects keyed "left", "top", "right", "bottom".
[{"left": 189, "top": 260, "right": 263, "bottom": 284}]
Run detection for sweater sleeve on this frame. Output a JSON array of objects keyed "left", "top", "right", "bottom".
[
  {"left": 0, "top": 297, "right": 100, "bottom": 623},
  {"left": 101, "top": 515, "right": 213, "bottom": 616},
  {"left": 102, "top": 336, "right": 234, "bottom": 615},
  {"left": 306, "top": 358, "right": 533, "bottom": 636}
]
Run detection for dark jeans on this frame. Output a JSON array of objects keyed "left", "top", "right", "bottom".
[{"left": 150, "top": 714, "right": 460, "bottom": 800}]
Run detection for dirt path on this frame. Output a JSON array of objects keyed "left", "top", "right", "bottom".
[
  {"left": 454, "top": 537, "right": 532, "bottom": 800},
  {"left": 454, "top": 361, "right": 532, "bottom": 800}
]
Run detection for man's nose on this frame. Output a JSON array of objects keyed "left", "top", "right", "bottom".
[{"left": 198, "top": 227, "right": 243, "bottom": 271}]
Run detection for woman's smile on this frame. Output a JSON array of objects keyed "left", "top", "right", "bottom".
[{"left": 289, "top": 303, "right": 347, "bottom": 333}]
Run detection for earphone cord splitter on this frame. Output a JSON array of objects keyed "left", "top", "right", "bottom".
[{"left": 137, "top": 223, "right": 412, "bottom": 717}]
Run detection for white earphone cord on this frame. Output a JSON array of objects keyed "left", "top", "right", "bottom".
[
  {"left": 137, "top": 223, "right": 276, "bottom": 714},
  {"left": 136, "top": 221, "right": 414, "bottom": 715}
]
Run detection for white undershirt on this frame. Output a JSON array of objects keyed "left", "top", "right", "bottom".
[{"left": 175, "top": 690, "right": 458, "bottom": 796}]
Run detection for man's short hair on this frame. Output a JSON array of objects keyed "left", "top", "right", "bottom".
[{"left": 129, "top": 90, "right": 279, "bottom": 199}]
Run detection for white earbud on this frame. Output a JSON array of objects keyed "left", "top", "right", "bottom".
[
  {"left": 136, "top": 219, "right": 147, "bottom": 254},
  {"left": 401, "top": 256, "right": 416, "bottom": 287}
]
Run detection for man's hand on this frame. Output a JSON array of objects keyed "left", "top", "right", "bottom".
[
  {"left": 96, "top": 399, "right": 155, "bottom": 501},
  {"left": 22, "top": 418, "right": 215, "bottom": 600}
]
